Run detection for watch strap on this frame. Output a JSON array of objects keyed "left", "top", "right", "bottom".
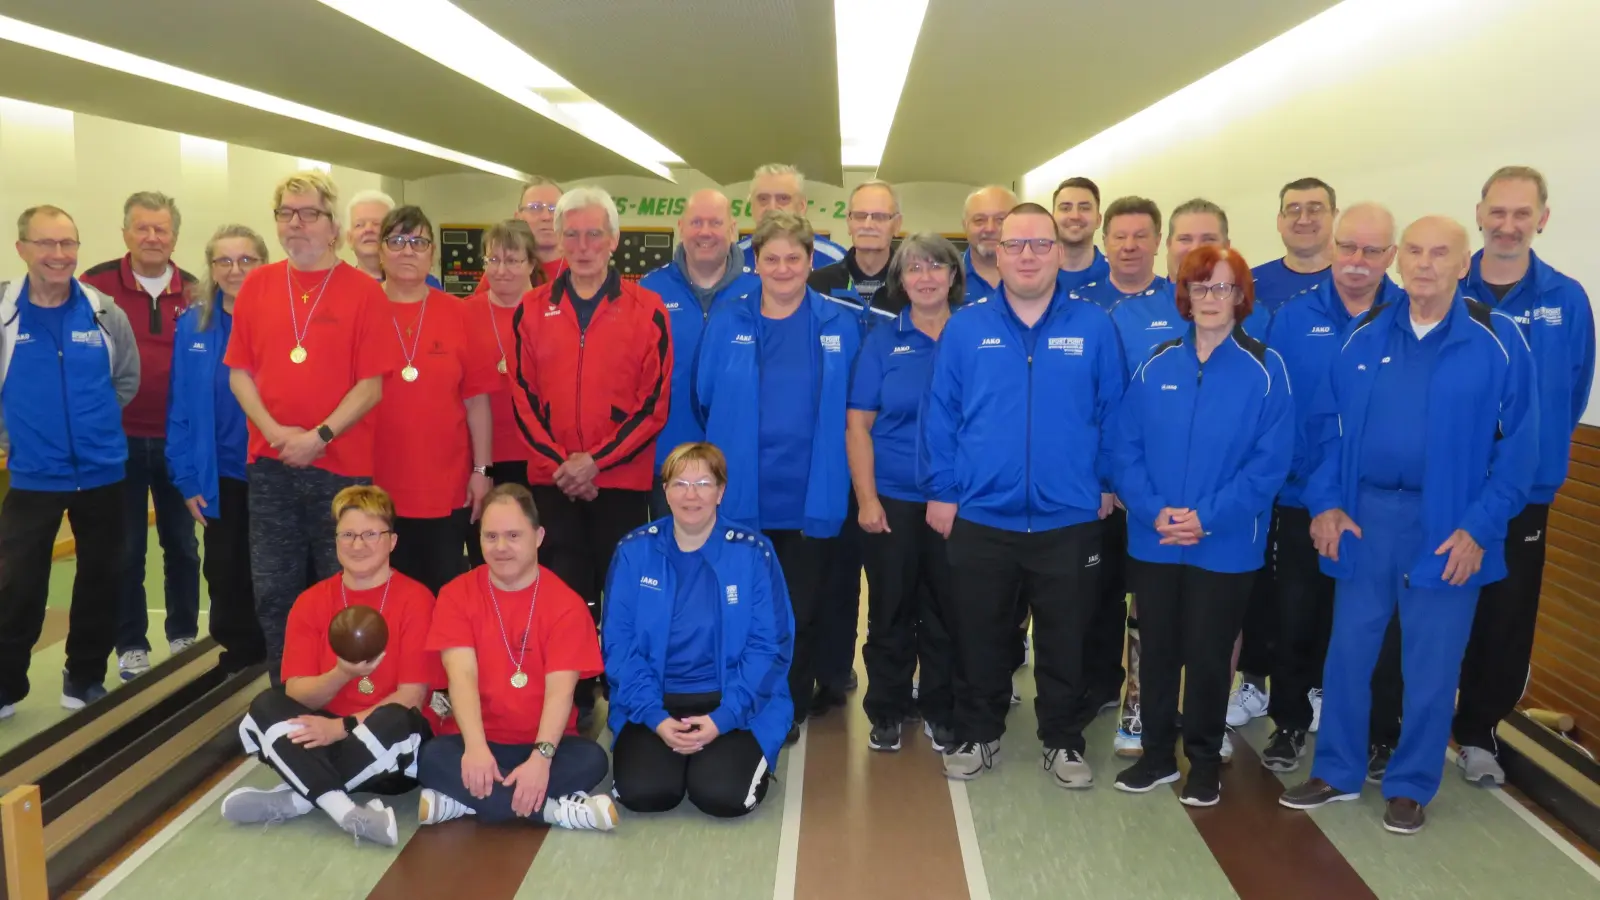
[
  {"left": 534, "top": 741, "right": 557, "bottom": 759},
  {"left": 317, "top": 424, "right": 336, "bottom": 443},
  {"left": 342, "top": 714, "right": 358, "bottom": 734}
]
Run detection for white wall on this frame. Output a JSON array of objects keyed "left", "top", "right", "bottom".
[
  {"left": 1018, "top": 0, "right": 1600, "bottom": 419},
  {"left": 0, "top": 96, "right": 398, "bottom": 279}
]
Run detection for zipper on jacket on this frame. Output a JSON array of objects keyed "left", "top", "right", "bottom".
[
  {"left": 575, "top": 331, "right": 587, "bottom": 448},
  {"left": 1176, "top": 362, "right": 1204, "bottom": 554},
  {"left": 51, "top": 335, "right": 82, "bottom": 488}
]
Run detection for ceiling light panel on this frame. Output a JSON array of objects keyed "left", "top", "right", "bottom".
[{"left": 835, "top": 0, "right": 929, "bottom": 168}]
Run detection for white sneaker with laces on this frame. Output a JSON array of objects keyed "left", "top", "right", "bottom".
[
  {"left": 418, "top": 788, "right": 476, "bottom": 825},
  {"left": 1457, "top": 746, "right": 1506, "bottom": 785},
  {"left": 119, "top": 649, "right": 150, "bottom": 682},
  {"left": 0, "top": 702, "right": 14, "bottom": 720},
  {"left": 1221, "top": 731, "right": 1234, "bottom": 764},
  {"left": 1226, "top": 683, "right": 1269, "bottom": 728},
  {"left": 338, "top": 802, "right": 398, "bottom": 846},
  {"left": 1308, "top": 688, "right": 1323, "bottom": 733},
  {"left": 1044, "top": 748, "right": 1093, "bottom": 789},
  {"left": 943, "top": 740, "right": 1000, "bottom": 780},
  {"left": 543, "top": 792, "right": 618, "bottom": 831},
  {"left": 220, "top": 785, "right": 312, "bottom": 825},
  {"left": 1114, "top": 705, "right": 1143, "bottom": 758},
  {"left": 169, "top": 637, "right": 197, "bottom": 655}
]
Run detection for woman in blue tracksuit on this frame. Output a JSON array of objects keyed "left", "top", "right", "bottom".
[
  {"left": 1109, "top": 246, "right": 1292, "bottom": 807},
  {"left": 166, "top": 224, "right": 270, "bottom": 671},
  {"left": 693, "top": 212, "right": 860, "bottom": 742},
  {"left": 604, "top": 442, "right": 795, "bottom": 818}
]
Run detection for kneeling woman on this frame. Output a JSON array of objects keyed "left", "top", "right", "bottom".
[
  {"left": 603, "top": 442, "right": 795, "bottom": 817},
  {"left": 417, "top": 484, "right": 617, "bottom": 831},
  {"left": 223, "top": 486, "right": 437, "bottom": 847},
  {"left": 1109, "top": 246, "right": 1292, "bottom": 807}
]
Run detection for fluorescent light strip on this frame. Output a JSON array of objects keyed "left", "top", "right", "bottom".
[
  {"left": 0, "top": 14, "right": 530, "bottom": 181},
  {"left": 316, "top": 0, "right": 681, "bottom": 179},
  {"left": 835, "top": 0, "right": 929, "bottom": 168}
]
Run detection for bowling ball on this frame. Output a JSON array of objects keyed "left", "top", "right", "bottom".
[{"left": 328, "top": 605, "right": 388, "bottom": 664}]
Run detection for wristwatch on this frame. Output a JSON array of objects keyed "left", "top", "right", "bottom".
[
  {"left": 316, "top": 424, "right": 336, "bottom": 443},
  {"left": 533, "top": 741, "right": 557, "bottom": 759},
  {"left": 472, "top": 465, "right": 490, "bottom": 476},
  {"left": 342, "top": 714, "right": 358, "bottom": 735}
]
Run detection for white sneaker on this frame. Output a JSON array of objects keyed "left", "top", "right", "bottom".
[
  {"left": 339, "top": 802, "right": 398, "bottom": 846},
  {"left": 1043, "top": 748, "right": 1093, "bottom": 789},
  {"left": 1308, "top": 688, "right": 1323, "bottom": 733},
  {"left": 943, "top": 740, "right": 1000, "bottom": 780},
  {"left": 1114, "top": 704, "right": 1143, "bottom": 758},
  {"left": 1457, "top": 746, "right": 1506, "bottom": 786},
  {"left": 0, "top": 702, "right": 14, "bottom": 721},
  {"left": 1010, "top": 689, "right": 1022, "bottom": 706},
  {"left": 1226, "top": 683, "right": 1269, "bottom": 728},
  {"left": 119, "top": 650, "right": 151, "bottom": 682},
  {"left": 1221, "top": 731, "right": 1234, "bottom": 764},
  {"left": 220, "top": 785, "right": 312, "bottom": 825},
  {"left": 169, "top": 637, "right": 197, "bottom": 655},
  {"left": 543, "top": 792, "right": 618, "bottom": 831},
  {"left": 418, "top": 788, "right": 475, "bottom": 825}
]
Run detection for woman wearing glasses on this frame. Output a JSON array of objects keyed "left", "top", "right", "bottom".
[
  {"left": 603, "top": 442, "right": 794, "bottom": 817},
  {"left": 167, "top": 224, "right": 271, "bottom": 672},
  {"left": 1109, "top": 245, "right": 1292, "bottom": 807},
  {"left": 370, "top": 206, "right": 498, "bottom": 595},
  {"left": 847, "top": 234, "right": 963, "bottom": 753}
]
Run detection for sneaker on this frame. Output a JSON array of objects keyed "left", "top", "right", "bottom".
[
  {"left": 0, "top": 702, "right": 13, "bottom": 721},
  {"left": 1382, "top": 797, "right": 1426, "bottom": 835},
  {"left": 1113, "top": 758, "right": 1180, "bottom": 793},
  {"left": 1180, "top": 764, "right": 1221, "bottom": 807},
  {"left": 912, "top": 676, "right": 920, "bottom": 701},
  {"left": 1457, "top": 746, "right": 1506, "bottom": 786},
  {"left": 220, "top": 785, "right": 310, "bottom": 824},
  {"left": 60, "top": 671, "right": 107, "bottom": 711},
  {"left": 845, "top": 670, "right": 859, "bottom": 692},
  {"left": 1043, "top": 748, "right": 1093, "bottom": 789},
  {"left": 1308, "top": 688, "right": 1323, "bottom": 733},
  {"left": 785, "top": 721, "right": 801, "bottom": 745},
  {"left": 1366, "top": 744, "right": 1393, "bottom": 785},
  {"left": 169, "top": 637, "right": 197, "bottom": 655},
  {"left": 339, "top": 802, "right": 398, "bottom": 846},
  {"left": 1010, "top": 688, "right": 1022, "bottom": 706},
  {"left": 943, "top": 740, "right": 1000, "bottom": 780},
  {"left": 118, "top": 650, "right": 150, "bottom": 682},
  {"left": 418, "top": 788, "right": 475, "bottom": 825},
  {"left": 1114, "top": 704, "right": 1143, "bottom": 758},
  {"left": 1278, "top": 777, "right": 1359, "bottom": 810},
  {"left": 1226, "top": 683, "right": 1269, "bottom": 728},
  {"left": 543, "top": 791, "right": 618, "bottom": 831},
  {"left": 1220, "top": 731, "right": 1234, "bottom": 765},
  {"left": 924, "top": 721, "right": 956, "bottom": 753},
  {"left": 869, "top": 719, "right": 902, "bottom": 752},
  {"left": 1261, "top": 728, "right": 1307, "bottom": 773}
]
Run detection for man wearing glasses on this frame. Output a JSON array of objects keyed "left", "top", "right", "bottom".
[
  {"left": 224, "top": 170, "right": 392, "bottom": 680},
  {"left": 1, "top": 205, "right": 140, "bottom": 718},
  {"left": 1253, "top": 178, "right": 1338, "bottom": 314},
  {"left": 921, "top": 203, "right": 1123, "bottom": 786},
  {"left": 737, "top": 164, "right": 847, "bottom": 271},
  {"left": 514, "top": 176, "right": 568, "bottom": 283},
  {"left": 809, "top": 179, "right": 903, "bottom": 320}
]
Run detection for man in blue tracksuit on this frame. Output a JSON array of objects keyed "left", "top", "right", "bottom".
[
  {"left": 1260, "top": 202, "right": 1402, "bottom": 770},
  {"left": 735, "top": 164, "right": 846, "bottom": 271},
  {"left": 961, "top": 186, "right": 1017, "bottom": 302},
  {"left": 1252, "top": 178, "right": 1338, "bottom": 314},
  {"left": 1051, "top": 177, "right": 1111, "bottom": 294},
  {"left": 1452, "top": 166, "right": 1595, "bottom": 785},
  {"left": 1279, "top": 216, "right": 1536, "bottom": 836},
  {"left": 1, "top": 205, "right": 141, "bottom": 717},
  {"left": 921, "top": 203, "right": 1124, "bottom": 788},
  {"left": 640, "top": 190, "right": 760, "bottom": 518}
]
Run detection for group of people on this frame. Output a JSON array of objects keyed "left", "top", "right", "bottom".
[{"left": 0, "top": 159, "right": 1588, "bottom": 842}]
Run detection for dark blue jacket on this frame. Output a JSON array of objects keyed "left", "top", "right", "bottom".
[
  {"left": 1303, "top": 292, "right": 1538, "bottom": 586},
  {"left": 962, "top": 249, "right": 1001, "bottom": 303},
  {"left": 920, "top": 282, "right": 1125, "bottom": 532},
  {"left": 603, "top": 517, "right": 795, "bottom": 768},
  {"left": 1112, "top": 327, "right": 1293, "bottom": 573},
  {"left": 1251, "top": 258, "right": 1331, "bottom": 314},
  {"left": 693, "top": 289, "right": 861, "bottom": 537},
  {"left": 165, "top": 300, "right": 246, "bottom": 515},
  {"left": 1463, "top": 250, "right": 1594, "bottom": 504},
  {"left": 1107, "top": 283, "right": 1271, "bottom": 380},
  {"left": 639, "top": 262, "right": 761, "bottom": 468},
  {"left": 1072, "top": 274, "right": 1169, "bottom": 313},
  {"left": 1266, "top": 275, "right": 1401, "bottom": 508},
  {"left": 1058, "top": 248, "right": 1111, "bottom": 295}
]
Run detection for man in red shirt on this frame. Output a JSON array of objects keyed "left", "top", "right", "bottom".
[
  {"left": 510, "top": 186, "right": 671, "bottom": 727},
  {"left": 80, "top": 191, "right": 202, "bottom": 681},
  {"left": 515, "top": 176, "right": 568, "bottom": 284},
  {"left": 417, "top": 484, "right": 616, "bottom": 830},
  {"left": 225, "top": 170, "right": 391, "bottom": 679},
  {"left": 220, "top": 486, "right": 435, "bottom": 847}
]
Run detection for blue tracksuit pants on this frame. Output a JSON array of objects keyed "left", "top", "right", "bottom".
[{"left": 1310, "top": 486, "right": 1481, "bottom": 805}]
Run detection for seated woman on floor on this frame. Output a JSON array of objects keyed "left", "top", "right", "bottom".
[
  {"left": 603, "top": 441, "right": 795, "bottom": 818},
  {"left": 222, "top": 485, "right": 436, "bottom": 847}
]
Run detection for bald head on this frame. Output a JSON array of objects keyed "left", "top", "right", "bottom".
[
  {"left": 964, "top": 186, "right": 1019, "bottom": 263},
  {"left": 1397, "top": 215, "right": 1471, "bottom": 306},
  {"left": 1335, "top": 202, "right": 1395, "bottom": 246},
  {"left": 1330, "top": 202, "right": 1398, "bottom": 300},
  {"left": 679, "top": 189, "right": 737, "bottom": 270}
]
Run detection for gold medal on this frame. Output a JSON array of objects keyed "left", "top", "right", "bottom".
[
  {"left": 497, "top": 358, "right": 508, "bottom": 375},
  {"left": 358, "top": 675, "right": 376, "bottom": 695},
  {"left": 510, "top": 670, "right": 529, "bottom": 689},
  {"left": 401, "top": 365, "right": 419, "bottom": 382},
  {"left": 290, "top": 345, "right": 307, "bottom": 364}
]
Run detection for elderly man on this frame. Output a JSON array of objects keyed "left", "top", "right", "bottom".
[
  {"left": 737, "top": 164, "right": 846, "bottom": 271},
  {"left": 80, "top": 192, "right": 200, "bottom": 680},
  {"left": 225, "top": 171, "right": 391, "bottom": 679},
  {"left": 809, "top": 179, "right": 901, "bottom": 319},
  {"left": 960, "top": 186, "right": 1017, "bottom": 301},
  {"left": 510, "top": 186, "right": 671, "bottom": 729},
  {"left": 639, "top": 189, "right": 758, "bottom": 518},
  {"left": 1051, "top": 177, "right": 1110, "bottom": 293},
  {"left": 1279, "top": 216, "right": 1536, "bottom": 836},
  {"left": 1253, "top": 178, "right": 1338, "bottom": 313},
  {"left": 514, "top": 176, "right": 568, "bottom": 283},
  {"left": 345, "top": 190, "right": 442, "bottom": 288},
  {"left": 1, "top": 205, "right": 140, "bottom": 716}
]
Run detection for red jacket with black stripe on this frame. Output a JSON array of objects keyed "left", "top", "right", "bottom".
[{"left": 510, "top": 271, "right": 672, "bottom": 491}]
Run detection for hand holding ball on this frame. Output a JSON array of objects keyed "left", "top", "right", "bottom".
[{"left": 329, "top": 606, "right": 389, "bottom": 664}]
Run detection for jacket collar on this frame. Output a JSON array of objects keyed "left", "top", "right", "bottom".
[
  {"left": 670, "top": 244, "right": 745, "bottom": 295},
  {"left": 550, "top": 269, "right": 622, "bottom": 307},
  {"left": 1466, "top": 248, "right": 1550, "bottom": 301},
  {"left": 118, "top": 253, "right": 184, "bottom": 296},
  {"left": 648, "top": 516, "right": 730, "bottom": 565},
  {"left": 3, "top": 276, "right": 103, "bottom": 323},
  {"left": 1315, "top": 273, "right": 1400, "bottom": 323}
]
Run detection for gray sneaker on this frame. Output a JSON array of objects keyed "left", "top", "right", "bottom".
[
  {"left": 1044, "top": 748, "right": 1094, "bottom": 789},
  {"left": 339, "top": 801, "right": 398, "bottom": 846},
  {"left": 220, "top": 785, "right": 309, "bottom": 825},
  {"left": 942, "top": 740, "right": 1000, "bottom": 780},
  {"left": 1457, "top": 746, "right": 1506, "bottom": 785}
]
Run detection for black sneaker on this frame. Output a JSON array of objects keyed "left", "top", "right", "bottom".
[
  {"left": 869, "top": 719, "right": 902, "bottom": 752},
  {"left": 925, "top": 721, "right": 956, "bottom": 753},
  {"left": 1114, "top": 758, "right": 1180, "bottom": 793},
  {"left": 1366, "top": 744, "right": 1393, "bottom": 785},
  {"left": 1261, "top": 728, "right": 1308, "bottom": 773},
  {"left": 785, "top": 721, "right": 801, "bottom": 745},
  {"left": 1180, "top": 764, "right": 1221, "bottom": 807}
]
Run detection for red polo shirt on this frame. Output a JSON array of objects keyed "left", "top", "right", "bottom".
[
  {"left": 461, "top": 293, "right": 528, "bottom": 465},
  {"left": 224, "top": 261, "right": 392, "bottom": 478},
  {"left": 80, "top": 254, "right": 195, "bottom": 439},
  {"left": 280, "top": 571, "right": 439, "bottom": 718}
]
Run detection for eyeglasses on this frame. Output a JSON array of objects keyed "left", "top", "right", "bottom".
[
  {"left": 274, "top": 207, "right": 333, "bottom": 224},
  {"left": 666, "top": 478, "right": 718, "bottom": 494},
  {"left": 336, "top": 529, "right": 392, "bottom": 545},
  {"left": 21, "top": 238, "right": 81, "bottom": 252},
  {"left": 1335, "top": 241, "right": 1394, "bottom": 261},
  {"left": 906, "top": 261, "right": 949, "bottom": 276},
  {"left": 383, "top": 235, "right": 434, "bottom": 252},
  {"left": 1282, "top": 202, "right": 1330, "bottom": 219},
  {"left": 519, "top": 202, "right": 558, "bottom": 215},
  {"left": 485, "top": 254, "right": 530, "bottom": 268},
  {"left": 1187, "top": 282, "right": 1239, "bottom": 300},
  {"left": 847, "top": 211, "right": 897, "bottom": 223},
  {"left": 999, "top": 238, "right": 1057, "bottom": 256},
  {"left": 211, "top": 255, "right": 261, "bottom": 270}
]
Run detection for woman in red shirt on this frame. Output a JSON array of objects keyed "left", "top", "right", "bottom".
[
  {"left": 371, "top": 207, "right": 498, "bottom": 594},
  {"left": 220, "top": 485, "right": 436, "bottom": 847}
]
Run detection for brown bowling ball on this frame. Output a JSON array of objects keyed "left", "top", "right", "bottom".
[{"left": 328, "top": 605, "right": 388, "bottom": 664}]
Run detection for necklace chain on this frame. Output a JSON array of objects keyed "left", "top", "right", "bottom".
[
  {"left": 340, "top": 570, "right": 393, "bottom": 614},
  {"left": 286, "top": 263, "right": 338, "bottom": 348},
  {"left": 391, "top": 294, "right": 430, "bottom": 366}
]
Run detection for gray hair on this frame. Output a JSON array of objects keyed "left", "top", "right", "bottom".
[
  {"left": 1481, "top": 165, "right": 1548, "bottom": 207},
  {"left": 17, "top": 205, "right": 75, "bottom": 242},
  {"left": 554, "top": 186, "right": 620, "bottom": 237},
  {"left": 752, "top": 163, "right": 806, "bottom": 198},
  {"left": 1168, "top": 198, "right": 1229, "bottom": 242},
  {"left": 124, "top": 191, "right": 181, "bottom": 234},
  {"left": 519, "top": 175, "right": 563, "bottom": 197},
  {"left": 886, "top": 233, "right": 964, "bottom": 308},
  {"left": 193, "top": 224, "right": 270, "bottom": 331},
  {"left": 848, "top": 179, "right": 900, "bottom": 215},
  {"left": 344, "top": 189, "right": 396, "bottom": 228},
  {"left": 1334, "top": 202, "right": 1397, "bottom": 245}
]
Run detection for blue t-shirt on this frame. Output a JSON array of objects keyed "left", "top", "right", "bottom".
[
  {"left": 663, "top": 540, "right": 722, "bottom": 695},
  {"left": 1359, "top": 315, "right": 1449, "bottom": 492},
  {"left": 1252, "top": 258, "right": 1330, "bottom": 314},
  {"left": 758, "top": 310, "right": 815, "bottom": 530},
  {"left": 212, "top": 310, "right": 250, "bottom": 483},
  {"left": 848, "top": 311, "right": 939, "bottom": 502},
  {"left": 23, "top": 299, "right": 70, "bottom": 348}
]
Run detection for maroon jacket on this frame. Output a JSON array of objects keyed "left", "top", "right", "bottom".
[{"left": 81, "top": 254, "right": 196, "bottom": 439}]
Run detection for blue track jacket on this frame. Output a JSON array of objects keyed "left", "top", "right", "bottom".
[
  {"left": 165, "top": 300, "right": 243, "bottom": 515},
  {"left": 1107, "top": 283, "right": 1271, "bottom": 380}
]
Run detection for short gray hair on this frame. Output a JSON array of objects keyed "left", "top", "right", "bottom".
[
  {"left": 519, "top": 175, "right": 563, "bottom": 197},
  {"left": 17, "top": 205, "right": 75, "bottom": 242},
  {"left": 1481, "top": 165, "right": 1548, "bottom": 207},
  {"left": 886, "top": 233, "right": 963, "bottom": 308},
  {"left": 554, "top": 186, "right": 620, "bottom": 237},
  {"left": 124, "top": 191, "right": 181, "bottom": 234},
  {"left": 848, "top": 179, "right": 900, "bottom": 215},
  {"left": 345, "top": 189, "right": 396, "bottom": 228},
  {"left": 752, "top": 163, "right": 805, "bottom": 198},
  {"left": 1168, "top": 198, "right": 1229, "bottom": 242}
]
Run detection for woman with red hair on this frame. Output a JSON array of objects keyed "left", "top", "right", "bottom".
[{"left": 1106, "top": 245, "right": 1293, "bottom": 807}]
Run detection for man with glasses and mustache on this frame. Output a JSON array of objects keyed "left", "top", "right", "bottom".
[
  {"left": 810, "top": 179, "right": 903, "bottom": 319},
  {"left": 960, "top": 186, "right": 1017, "bottom": 301},
  {"left": 1253, "top": 178, "right": 1338, "bottom": 313},
  {"left": 737, "top": 164, "right": 846, "bottom": 271},
  {"left": 1, "top": 205, "right": 140, "bottom": 718},
  {"left": 1051, "top": 177, "right": 1110, "bottom": 293},
  {"left": 225, "top": 170, "right": 392, "bottom": 679}
]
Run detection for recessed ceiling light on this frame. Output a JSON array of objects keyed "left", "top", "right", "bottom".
[{"left": 834, "top": 0, "right": 929, "bottom": 168}]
